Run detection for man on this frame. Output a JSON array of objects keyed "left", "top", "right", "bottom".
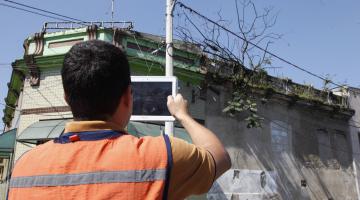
[{"left": 9, "top": 40, "right": 231, "bottom": 200}]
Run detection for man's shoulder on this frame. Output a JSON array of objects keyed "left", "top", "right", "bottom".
[
  {"left": 12, "top": 141, "right": 56, "bottom": 176},
  {"left": 167, "top": 136, "right": 195, "bottom": 154},
  {"left": 32, "top": 140, "right": 56, "bottom": 152},
  {"left": 16, "top": 141, "right": 54, "bottom": 161},
  {"left": 133, "top": 135, "right": 167, "bottom": 148}
]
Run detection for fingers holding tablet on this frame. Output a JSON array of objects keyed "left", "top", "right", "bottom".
[{"left": 167, "top": 94, "right": 189, "bottom": 121}]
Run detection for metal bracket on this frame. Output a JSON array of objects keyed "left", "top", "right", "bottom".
[{"left": 86, "top": 24, "right": 98, "bottom": 40}]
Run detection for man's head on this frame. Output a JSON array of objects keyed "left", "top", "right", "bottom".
[{"left": 62, "top": 40, "right": 132, "bottom": 124}]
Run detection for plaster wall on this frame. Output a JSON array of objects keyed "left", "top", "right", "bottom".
[
  {"left": 13, "top": 69, "right": 204, "bottom": 161},
  {"left": 205, "top": 85, "right": 357, "bottom": 200},
  {"left": 12, "top": 64, "right": 357, "bottom": 199},
  {"left": 14, "top": 69, "right": 72, "bottom": 161},
  {"left": 347, "top": 88, "right": 360, "bottom": 200}
]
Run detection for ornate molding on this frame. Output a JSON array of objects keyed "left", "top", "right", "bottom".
[
  {"left": 86, "top": 24, "right": 98, "bottom": 40},
  {"left": 33, "top": 32, "right": 45, "bottom": 55},
  {"left": 23, "top": 39, "right": 30, "bottom": 56},
  {"left": 22, "top": 32, "right": 45, "bottom": 86},
  {"left": 23, "top": 32, "right": 45, "bottom": 56},
  {"left": 112, "top": 28, "right": 125, "bottom": 51}
]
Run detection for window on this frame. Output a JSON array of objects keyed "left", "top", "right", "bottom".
[
  {"left": 317, "top": 129, "right": 331, "bottom": 160},
  {"left": 333, "top": 130, "right": 349, "bottom": 165},
  {"left": 270, "top": 120, "right": 292, "bottom": 153}
]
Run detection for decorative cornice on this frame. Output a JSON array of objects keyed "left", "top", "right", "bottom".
[
  {"left": 22, "top": 31, "right": 45, "bottom": 86},
  {"left": 112, "top": 28, "right": 125, "bottom": 51},
  {"left": 23, "top": 32, "right": 45, "bottom": 57},
  {"left": 86, "top": 25, "right": 98, "bottom": 40},
  {"left": 33, "top": 32, "right": 45, "bottom": 56}
]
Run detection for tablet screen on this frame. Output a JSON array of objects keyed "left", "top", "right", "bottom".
[{"left": 132, "top": 82, "right": 172, "bottom": 116}]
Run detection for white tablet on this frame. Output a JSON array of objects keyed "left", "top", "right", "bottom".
[{"left": 130, "top": 76, "right": 177, "bottom": 121}]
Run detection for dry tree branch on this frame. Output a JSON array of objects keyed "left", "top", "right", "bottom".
[{"left": 175, "top": 0, "right": 281, "bottom": 128}]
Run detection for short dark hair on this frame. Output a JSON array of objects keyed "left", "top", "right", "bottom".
[{"left": 62, "top": 40, "right": 131, "bottom": 120}]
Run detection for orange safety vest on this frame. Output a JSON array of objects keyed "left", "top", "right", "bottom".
[{"left": 8, "top": 130, "right": 172, "bottom": 200}]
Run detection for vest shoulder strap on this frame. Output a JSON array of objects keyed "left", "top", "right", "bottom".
[{"left": 162, "top": 134, "right": 172, "bottom": 200}]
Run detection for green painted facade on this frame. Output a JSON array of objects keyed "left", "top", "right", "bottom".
[{"left": 3, "top": 27, "right": 205, "bottom": 126}]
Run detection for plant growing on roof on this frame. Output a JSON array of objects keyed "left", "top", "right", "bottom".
[
  {"left": 176, "top": 0, "right": 281, "bottom": 128},
  {"left": 322, "top": 74, "right": 333, "bottom": 92}
]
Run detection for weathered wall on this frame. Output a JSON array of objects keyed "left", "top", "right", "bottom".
[
  {"left": 205, "top": 85, "right": 357, "bottom": 200},
  {"left": 14, "top": 69, "right": 72, "bottom": 161},
  {"left": 348, "top": 87, "right": 360, "bottom": 199},
  {"left": 13, "top": 69, "right": 204, "bottom": 161},
  {"left": 12, "top": 66, "right": 358, "bottom": 199}
]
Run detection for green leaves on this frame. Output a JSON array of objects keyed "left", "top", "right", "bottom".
[{"left": 222, "top": 90, "right": 263, "bottom": 128}]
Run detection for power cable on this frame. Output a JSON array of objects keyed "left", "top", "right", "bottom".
[
  {"left": 1, "top": 90, "right": 70, "bottom": 120},
  {"left": 178, "top": 11, "right": 360, "bottom": 129},
  {"left": 132, "top": 35, "right": 152, "bottom": 73},
  {"left": 20, "top": 90, "right": 71, "bottom": 118},
  {"left": 0, "top": 2, "right": 70, "bottom": 22},
  {"left": 176, "top": 3, "right": 360, "bottom": 157},
  {"left": 177, "top": 2, "right": 357, "bottom": 93},
  {"left": 3, "top": 0, "right": 85, "bottom": 23},
  {"left": 34, "top": 88, "right": 66, "bottom": 119}
]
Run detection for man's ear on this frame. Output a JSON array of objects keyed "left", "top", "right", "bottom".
[{"left": 122, "top": 86, "right": 132, "bottom": 107}]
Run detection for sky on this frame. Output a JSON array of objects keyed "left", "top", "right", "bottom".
[{"left": 0, "top": 0, "right": 360, "bottom": 130}]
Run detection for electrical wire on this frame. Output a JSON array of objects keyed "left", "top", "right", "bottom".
[
  {"left": 2, "top": 89, "right": 70, "bottom": 120},
  {"left": 176, "top": 2, "right": 360, "bottom": 141},
  {"left": 177, "top": 2, "right": 357, "bottom": 94},
  {"left": 0, "top": 2, "right": 71, "bottom": 22},
  {"left": 178, "top": 11, "right": 360, "bottom": 128},
  {"left": 1, "top": 0, "right": 359, "bottom": 158},
  {"left": 3, "top": 0, "right": 85, "bottom": 23},
  {"left": 2, "top": 75, "right": 359, "bottom": 157},
  {"left": 132, "top": 35, "right": 152, "bottom": 73},
  {"left": 27, "top": 85, "right": 360, "bottom": 157},
  {"left": 0, "top": 0, "right": 354, "bottom": 92},
  {"left": 34, "top": 88, "right": 66, "bottom": 119},
  {"left": 175, "top": 3, "right": 360, "bottom": 157}
]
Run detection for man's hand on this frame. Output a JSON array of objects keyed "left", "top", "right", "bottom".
[
  {"left": 167, "top": 93, "right": 231, "bottom": 179},
  {"left": 167, "top": 94, "right": 190, "bottom": 121}
]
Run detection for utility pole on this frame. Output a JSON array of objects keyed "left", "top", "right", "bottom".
[
  {"left": 165, "top": 0, "right": 175, "bottom": 136},
  {"left": 111, "top": 0, "right": 114, "bottom": 28}
]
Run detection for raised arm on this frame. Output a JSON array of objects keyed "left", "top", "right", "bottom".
[{"left": 167, "top": 94, "right": 231, "bottom": 179}]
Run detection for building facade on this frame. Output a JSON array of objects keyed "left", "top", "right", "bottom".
[{"left": 2, "top": 23, "right": 360, "bottom": 199}]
